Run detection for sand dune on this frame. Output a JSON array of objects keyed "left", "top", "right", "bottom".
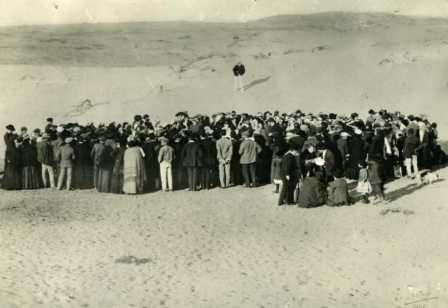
[{"left": 1, "top": 13, "right": 448, "bottom": 133}]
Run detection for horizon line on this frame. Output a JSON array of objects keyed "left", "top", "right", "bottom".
[{"left": 1, "top": 10, "right": 448, "bottom": 29}]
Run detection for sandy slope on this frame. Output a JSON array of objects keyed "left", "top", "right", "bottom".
[
  {"left": 0, "top": 166, "right": 447, "bottom": 308},
  {"left": 1, "top": 13, "right": 448, "bottom": 133}
]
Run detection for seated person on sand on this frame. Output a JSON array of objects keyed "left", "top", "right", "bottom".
[
  {"left": 297, "top": 165, "right": 327, "bottom": 208},
  {"left": 327, "top": 168, "right": 352, "bottom": 207}
]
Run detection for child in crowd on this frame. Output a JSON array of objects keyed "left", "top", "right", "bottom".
[
  {"left": 356, "top": 161, "right": 371, "bottom": 204},
  {"left": 327, "top": 168, "right": 351, "bottom": 206},
  {"left": 271, "top": 145, "right": 283, "bottom": 194},
  {"left": 158, "top": 136, "right": 174, "bottom": 192}
]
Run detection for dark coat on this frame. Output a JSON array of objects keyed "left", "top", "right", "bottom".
[
  {"left": 200, "top": 138, "right": 217, "bottom": 168},
  {"left": 20, "top": 143, "right": 38, "bottom": 167},
  {"left": 280, "top": 152, "right": 300, "bottom": 180},
  {"left": 323, "top": 149, "right": 336, "bottom": 175},
  {"left": 368, "top": 135, "right": 385, "bottom": 162},
  {"left": 3, "top": 144, "right": 22, "bottom": 190},
  {"left": 4, "top": 132, "right": 16, "bottom": 148},
  {"left": 182, "top": 141, "right": 203, "bottom": 167},
  {"left": 403, "top": 135, "right": 420, "bottom": 158},
  {"left": 346, "top": 135, "right": 366, "bottom": 179}
]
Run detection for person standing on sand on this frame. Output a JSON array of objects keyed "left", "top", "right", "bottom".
[
  {"left": 233, "top": 62, "right": 246, "bottom": 92},
  {"left": 278, "top": 143, "right": 300, "bottom": 206},
  {"left": 158, "top": 136, "right": 174, "bottom": 192},
  {"left": 181, "top": 133, "right": 203, "bottom": 191},
  {"left": 403, "top": 128, "right": 421, "bottom": 180},
  {"left": 91, "top": 136, "right": 106, "bottom": 189},
  {"left": 216, "top": 129, "right": 233, "bottom": 188},
  {"left": 20, "top": 135, "right": 41, "bottom": 190},
  {"left": 239, "top": 129, "right": 261, "bottom": 187},
  {"left": 123, "top": 137, "right": 146, "bottom": 195},
  {"left": 3, "top": 126, "right": 22, "bottom": 190},
  {"left": 37, "top": 133, "right": 55, "bottom": 188},
  {"left": 57, "top": 137, "right": 75, "bottom": 190}
]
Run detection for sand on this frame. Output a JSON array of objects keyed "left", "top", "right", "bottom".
[
  {"left": 0, "top": 167, "right": 447, "bottom": 308},
  {"left": 1, "top": 13, "right": 448, "bottom": 307}
]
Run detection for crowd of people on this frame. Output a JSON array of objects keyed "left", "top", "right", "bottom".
[{"left": 2, "top": 109, "right": 446, "bottom": 206}]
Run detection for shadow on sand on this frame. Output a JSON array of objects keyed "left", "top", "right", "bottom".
[
  {"left": 385, "top": 178, "right": 445, "bottom": 203},
  {"left": 243, "top": 76, "right": 271, "bottom": 91}
]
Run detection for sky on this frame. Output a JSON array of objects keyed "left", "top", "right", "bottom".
[{"left": 1, "top": 0, "right": 448, "bottom": 26}]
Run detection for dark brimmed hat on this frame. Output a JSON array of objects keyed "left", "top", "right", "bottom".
[
  {"left": 46, "top": 117, "right": 54, "bottom": 122},
  {"left": 6, "top": 124, "right": 15, "bottom": 131},
  {"left": 175, "top": 111, "right": 188, "bottom": 117}
]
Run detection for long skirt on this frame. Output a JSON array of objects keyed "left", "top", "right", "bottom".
[
  {"left": 123, "top": 148, "right": 146, "bottom": 194},
  {"left": 110, "top": 171, "right": 123, "bottom": 194},
  {"left": 368, "top": 160, "right": 383, "bottom": 185},
  {"left": 97, "top": 168, "right": 112, "bottom": 193},
  {"left": 3, "top": 163, "right": 21, "bottom": 190},
  {"left": 21, "top": 166, "right": 41, "bottom": 189},
  {"left": 271, "top": 156, "right": 282, "bottom": 184},
  {"left": 73, "top": 164, "right": 94, "bottom": 189}
]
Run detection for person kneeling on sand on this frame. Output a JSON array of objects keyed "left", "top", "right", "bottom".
[
  {"left": 327, "top": 168, "right": 352, "bottom": 207},
  {"left": 158, "top": 136, "right": 174, "bottom": 192},
  {"left": 297, "top": 165, "right": 327, "bottom": 208}
]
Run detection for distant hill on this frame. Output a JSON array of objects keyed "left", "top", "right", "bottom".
[{"left": 1, "top": 12, "right": 448, "bottom": 67}]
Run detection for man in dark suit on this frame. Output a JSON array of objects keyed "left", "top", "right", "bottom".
[
  {"left": 181, "top": 133, "right": 203, "bottom": 191},
  {"left": 278, "top": 143, "right": 301, "bottom": 206}
]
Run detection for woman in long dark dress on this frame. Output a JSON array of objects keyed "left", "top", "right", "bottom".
[
  {"left": 96, "top": 140, "right": 115, "bottom": 193},
  {"left": 73, "top": 137, "right": 94, "bottom": 189},
  {"left": 111, "top": 140, "right": 126, "bottom": 194},
  {"left": 367, "top": 128, "right": 386, "bottom": 201},
  {"left": 20, "top": 137, "right": 41, "bottom": 189},
  {"left": 3, "top": 129, "right": 22, "bottom": 190}
]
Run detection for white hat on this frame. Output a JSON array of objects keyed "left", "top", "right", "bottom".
[
  {"left": 56, "top": 126, "right": 64, "bottom": 133},
  {"left": 354, "top": 128, "right": 362, "bottom": 135},
  {"left": 340, "top": 132, "right": 351, "bottom": 138}
]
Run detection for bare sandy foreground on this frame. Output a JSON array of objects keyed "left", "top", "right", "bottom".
[{"left": 0, "top": 166, "right": 447, "bottom": 308}]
